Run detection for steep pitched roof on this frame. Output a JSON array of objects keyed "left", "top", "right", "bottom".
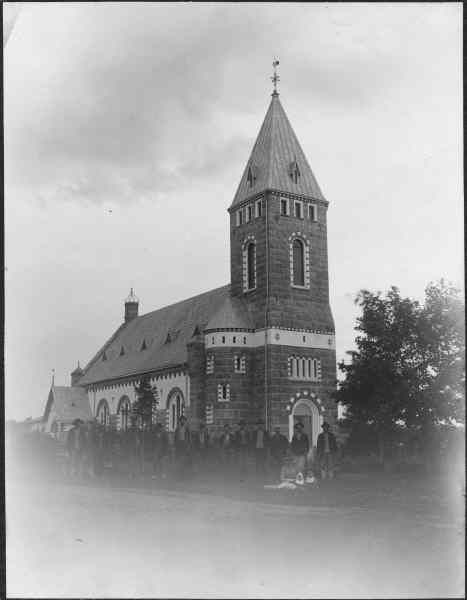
[
  {"left": 231, "top": 94, "right": 325, "bottom": 208},
  {"left": 43, "top": 386, "right": 91, "bottom": 424},
  {"left": 78, "top": 285, "right": 230, "bottom": 385},
  {"left": 205, "top": 295, "right": 254, "bottom": 331}
]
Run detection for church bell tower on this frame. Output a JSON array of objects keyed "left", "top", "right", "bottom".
[
  {"left": 227, "top": 62, "right": 337, "bottom": 433},
  {"left": 228, "top": 67, "right": 334, "bottom": 335}
]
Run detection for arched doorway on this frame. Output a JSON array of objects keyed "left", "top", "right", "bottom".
[
  {"left": 167, "top": 388, "right": 185, "bottom": 432},
  {"left": 289, "top": 398, "right": 322, "bottom": 448}
]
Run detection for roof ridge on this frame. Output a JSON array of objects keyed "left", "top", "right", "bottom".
[
  {"left": 80, "top": 321, "right": 129, "bottom": 380},
  {"left": 78, "top": 284, "right": 232, "bottom": 386},
  {"left": 137, "top": 283, "right": 230, "bottom": 321}
]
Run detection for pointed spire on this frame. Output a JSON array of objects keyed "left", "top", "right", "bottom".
[
  {"left": 231, "top": 91, "right": 325, "bottom": 208},
  {"left": 51, "top": 368, "right": 55, "bottom": 388}
]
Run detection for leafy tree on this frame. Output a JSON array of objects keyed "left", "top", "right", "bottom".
[
  {"left": 336, "top": 281, "right": 465, "bottom": 464},
  {"left": 411, "top": 280, "right": 465, "bottom": 430},
  {"left": 133, "top": 376, "right": 160, "bottom": 431}
]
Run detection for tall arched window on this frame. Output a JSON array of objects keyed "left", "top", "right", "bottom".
[
  {"left": 96, "top": 399, "right": 110, "bottom": 427},
  {"left": 293, "top": 238, "right": 305, "bottom": 286},
  {"left": 242, "top": 236, "right": 257, "bottom": 292},
  {"left": 117, "top": 396, "right": 131, "bottom": 431},
  {"left": 247, "top": 242, "right": 256, "bottom": 290},
  {"left": 167, "top": 389, "right": 185, "bottom": 432}
]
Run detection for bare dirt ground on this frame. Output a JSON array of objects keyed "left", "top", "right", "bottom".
[{"left": 6, "top": 460, "right": 465, "bottom": 599}]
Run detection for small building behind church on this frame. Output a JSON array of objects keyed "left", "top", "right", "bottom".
[
  {"left": 42, "top": 383, "right": 91, "bottom": 440},
  {"left": 47, "top": 83, "right": 337, "bottom": 449}
]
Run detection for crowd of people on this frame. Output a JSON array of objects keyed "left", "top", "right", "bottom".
[{"left": 65, "top": 415, "right": 339, "bottom": 483}]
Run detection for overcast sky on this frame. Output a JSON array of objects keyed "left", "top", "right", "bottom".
[{"left": 4, "top": 2, "right": 463, "bottom": 421}]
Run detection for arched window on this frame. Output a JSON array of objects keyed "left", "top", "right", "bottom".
[
  {"left": 247, "top": 242, "right": 256, "bottom": 290},
  {"left": 117, "top": 396, "right": 131, "bottom": 431},
  {"left": 167, "top": 389, "right": 185, "bottom": 432},
  {"left": 242, "top": 236, "right": 257, "bottom": 292},
  {"left": 96, "top": 399, "right": 110, "bottom": 428},
  {"left": 293, "top": 239, "right": 305, "bottom": 286}
]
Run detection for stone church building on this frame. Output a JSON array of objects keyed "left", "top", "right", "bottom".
[{"left": 63, "top": 87, "right": 337, "bottom": 447}]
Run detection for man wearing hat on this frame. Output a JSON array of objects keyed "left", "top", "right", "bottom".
[
  {"left": 235, "top": 420, "right": 250, "bottom": 477},
  {"left": 66, "top": 419, "right": 85, "bottom": 478},
  {"left": 174, "top": 415, "right": 192, "bottom": 477},
  {"left": 152, "top": 422, "right": 169, "bottom": 480},
  {"left": 251, "top": 420, "right": 269, "bottom": 476},
  {"left": 317, "top": 422, "right": 338, "bottom": 479},
  {"left": 219, "top": 423, "right": 235, "bottom": 471},
  {"left": 193, "top": 422, "right": 210, "bottom": 473},
  {"left": 269, "top": 426, "right": 289, "bottom": 479},
  {"left": 290, "top": 422, "right": 309, "bottom": 477}
]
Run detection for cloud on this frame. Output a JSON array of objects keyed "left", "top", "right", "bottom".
[
  {"left": 7, "top": 2, "right": 430, "bottom": 207},
  {"left": 5, "top": 3, "right": 280, "bottom": 206}
]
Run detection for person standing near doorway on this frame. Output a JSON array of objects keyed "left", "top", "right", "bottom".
[
  {"left": 269, "top": 426, "right": 289, "bottom": 479},
  {"left": 317, "top": 422, "right": 338, "bottom": 479},
  {"left": 290, "top": 422, "right": 309, "bottom": 477}
]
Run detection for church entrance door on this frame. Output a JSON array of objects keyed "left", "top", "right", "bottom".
[
  {"left": 293, "top": 402, "right": 313, "bottom": 442},
  {"left": 289, "top": 398, "right": 322, "bottom": 460}
]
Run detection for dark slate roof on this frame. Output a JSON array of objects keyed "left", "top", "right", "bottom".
[
  {"left": 205, "top": 295, "right": 254, "bottom": 331},
  {"left": 79, "top": 285, "right": 231, "bottom": 385},
  {"left": 43, "top": 386, "right": 91, "bottom": 424},
  {"left": 231, "top": 94, "right": 326, "bottom": 208}
]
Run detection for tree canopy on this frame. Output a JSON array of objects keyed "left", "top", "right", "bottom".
[{"left": 336, "top": 280, "right": 465, "bottom": 446}]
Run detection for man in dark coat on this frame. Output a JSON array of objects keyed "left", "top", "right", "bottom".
[
  {"left": 269, "top": 426, "right": 289, "bottom": 477},
  {"left": 123, "top": 417, "right": 142, "bottom": 478},
  {"left": 251, "top": 420, "right": 269, "bottom": 475},
  {"left": 219, "top": 423, "right": 235, "bottom": 470},
  {"left": 66, "top": 419, "right": 86, "bottom": 478},
  {"left": 235, "top": 420, "right": 250, "bottom": 477},
  {"left": 193, "top": 422, "right": 210, "bottom": 471},
  {"left": 317, "top": 422, "right": 338, "bottom": 479},
  {"left": 290, "top": 422, "right": 309, "bottom": 476},
  {"left": 174, "top": 415, "right": 192, "bottom": 477},
  {"left": 152, "top": 423, "right": 169, "bottom": 480}
]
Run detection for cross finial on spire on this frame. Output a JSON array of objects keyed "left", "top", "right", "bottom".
[
  {"left": 271, "top": 59, "right": 280, "bottom": 96},
  {"left": 51, "top": 368, "right": 55, "bottom": 387}
]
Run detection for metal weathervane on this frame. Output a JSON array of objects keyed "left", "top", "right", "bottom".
[{"left": 271, "top": 59, "right": 280, "bottom": 95}]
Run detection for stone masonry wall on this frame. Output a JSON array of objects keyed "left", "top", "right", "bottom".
[
  {"left": 267, "top": 344, "right": 337, "bottom": 436},
  {"left": 205, "top": 346, "right": 258, "bottom": 435},
  {"left": 266, "top": 192, "right": 334, "bottom": 332}
]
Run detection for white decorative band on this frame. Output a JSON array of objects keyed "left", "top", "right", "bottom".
[{"left": 205, "top": 328, "right": 335, "bottom": 350}]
